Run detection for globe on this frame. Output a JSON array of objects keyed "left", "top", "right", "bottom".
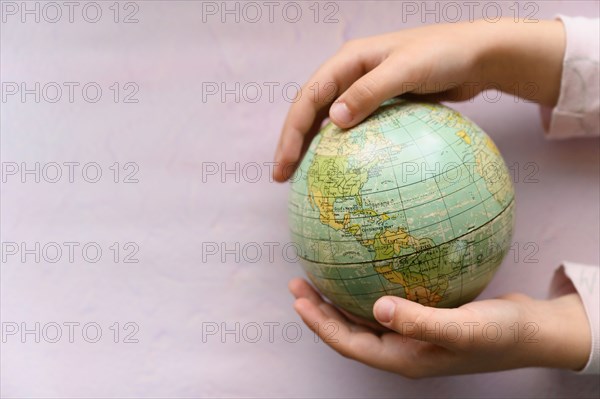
[{"left": 289, "top": 99, "right": 515, "bottom": 320}]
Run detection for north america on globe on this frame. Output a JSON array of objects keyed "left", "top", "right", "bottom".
[{"left": 289, "top": 99, "right": 515, "bottom": 320}]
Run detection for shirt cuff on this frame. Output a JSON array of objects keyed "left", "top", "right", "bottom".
[
  {"left": 541, "top": 16, "right": 600, "bottom": 139},
  {"left": 549, "top": 262, "right": 600, "bottom": 374}
]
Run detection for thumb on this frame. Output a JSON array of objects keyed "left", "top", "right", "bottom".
[
  {"left": 329, "top": 61, "right": 413, "bottom": 128},
  {"left": 373, "top": 296, "right": 470, "bottom": 347}
]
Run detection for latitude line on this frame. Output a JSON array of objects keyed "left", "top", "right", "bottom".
[
  {"left": 304, "top": 207, "right": 513, "bottom": 286},
  {"left": 296, "top": 198, "right": 514, "bottom": 266}
]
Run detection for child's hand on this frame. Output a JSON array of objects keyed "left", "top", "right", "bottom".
[
  {"left": 289, "top": 278, "right": 590, "bottom": 377},
  {"left": 273, "top": 19, "right": 565, "bottom": 181}
]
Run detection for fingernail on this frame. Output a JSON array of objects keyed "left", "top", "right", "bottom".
[
  {"left": 374, "top": 298, "right": 395, "bottom": 323},
  {"left": 330, "top": 102, "right": 353, "bottom": 125}
]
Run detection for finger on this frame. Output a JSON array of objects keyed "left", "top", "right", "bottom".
[
  {"left": 330, "top": 56, "right": 422, "bottom": 128},
  {"left": 288, "top": 277, "right": 321, "bottom": 303},
  {"left": 294, "top": 297, "right": 389, "bottom": 362},
  {"left": 274, "top": 108, "right": 329, "bottom": 182},
  {"left": 337, "top": 307, "right": 391, "bottom": 333},
  {"left": 289, "top": 278, "right": 368, "bottom": 329},
  {"left": 290, "top": 278, "right": 390, "bottom": 333},
  {"left": 295, "top": 296, "right": 448, "bottom": 375},
  {"left": 292, "top": 282, "right": 459, "bottom": 376},
  {"left": 273, "top": 48, "right": 381, "bottom": 182},
  {"left": 373, "top": 296, "right": 471, "bottom": 349}
]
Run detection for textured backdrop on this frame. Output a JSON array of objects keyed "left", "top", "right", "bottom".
[{"left": 1, "top": 1, "right": 599, "bottom": 397}]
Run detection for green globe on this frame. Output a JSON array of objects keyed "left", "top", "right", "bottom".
[{"left": 289, "top": 99, "right": 515, "bottom": 320}]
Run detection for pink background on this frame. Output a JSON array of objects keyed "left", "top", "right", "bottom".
[{"left": 1, "top": 1, "right": 599, "bottom": 397}]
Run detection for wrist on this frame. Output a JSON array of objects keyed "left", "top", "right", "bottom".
[
  {"left": 476, "top": 19, "right": 565, "bottom": 106},
  {"left": 536, "top": 294, "right": 591, "bottom": 370}
]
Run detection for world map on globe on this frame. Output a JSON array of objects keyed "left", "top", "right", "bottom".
[{"left": 289, "top": 99, "right": 515, "bottom": 320}]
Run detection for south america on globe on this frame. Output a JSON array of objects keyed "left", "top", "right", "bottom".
[{"left": 289, "top": 99, "right": 515, "bottom": 320}]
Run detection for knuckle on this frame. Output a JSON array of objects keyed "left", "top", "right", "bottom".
[
  {"left": 412, "top": 307, "right": 437, "bottom": 336},
  {"left": 356, "top": 78, "right": 378, "bottom": 100},
  {"left": 389, "top": 304, "right": 405, "bottom": 330},
  {"left": 345, "top": 77, "right": 379, "bottom": 111}
]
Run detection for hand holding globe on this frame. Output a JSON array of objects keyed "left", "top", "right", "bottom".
[{"left": 274, "top": 20, "right": 593, "bottom": 376}]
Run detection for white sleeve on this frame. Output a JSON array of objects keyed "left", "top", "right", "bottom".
[
  {"left": 540, "top": 16, "right": 600, "bottom": 139},
  {"left": 549, "top": 262, "right": 600, "bottom": 374}
]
